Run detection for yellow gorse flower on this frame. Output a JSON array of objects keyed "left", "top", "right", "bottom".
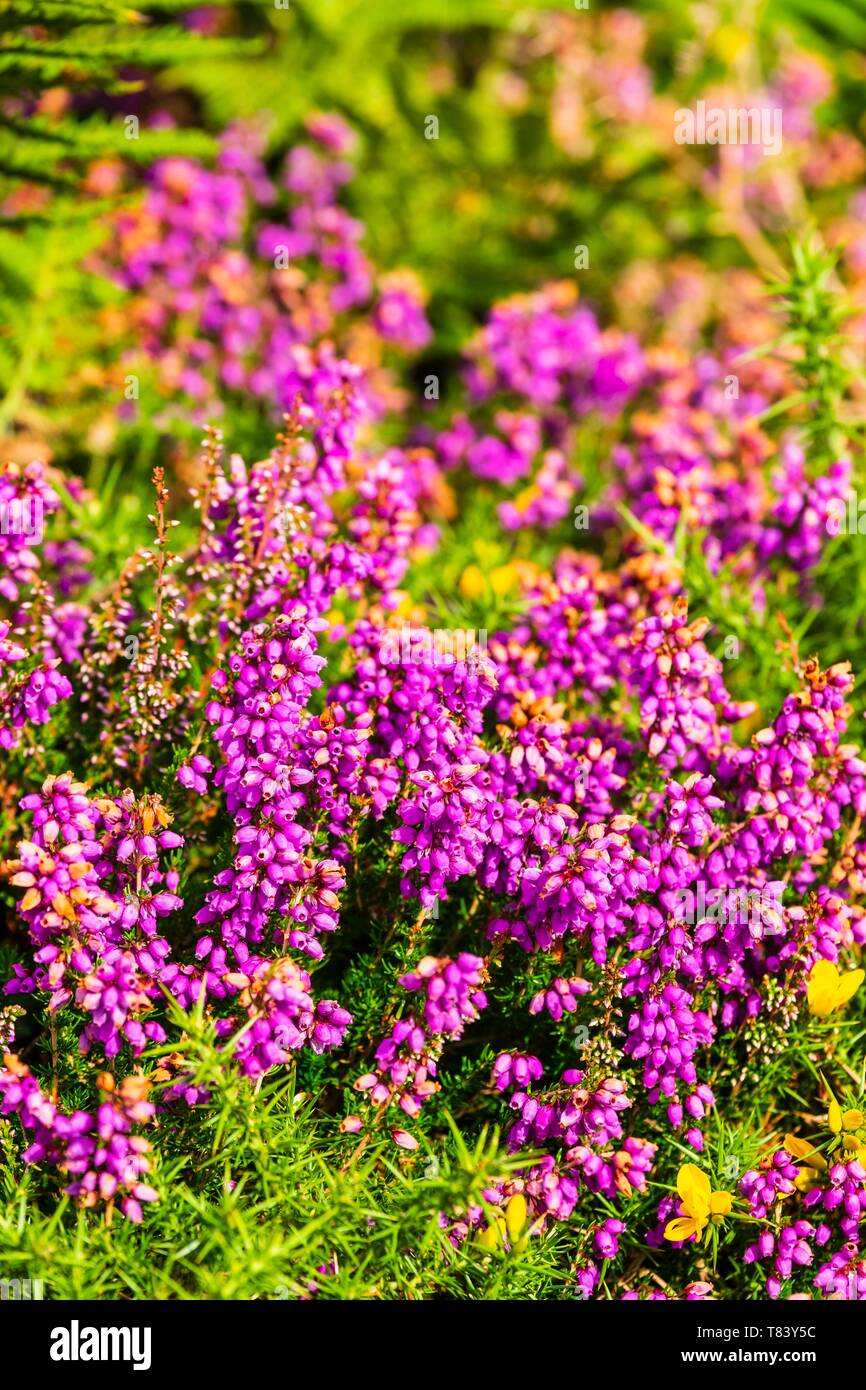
[
  {"left": 458, "top": 558, "right": 540, "bottom": 603},
  {"left": 458, "top": 564, "right": 486, "bottom": 601},
  {"left": 785, "top": 1090, "right": 866, "bottom": 1191},
  {"left": 784, "top": 1133, "right": 827, "bottom": 1167},
  {"left": 841, "top": 1110, "right": 866, "bottom": 1163},
  {"left": 806, "top": 959, "right": 864, "bottom": 1017},
  {"left": 710, "top": 24, "right": 752, "bottom": 63},
  {"left": 825, "top": 1096, "right": 866, "bottom": 1160},
  {"left": 476, "top": 1193, "right": 529, "bottom": 1253},
  {"left": 489, "top": 563, "right": 521, "bottom": 596},
  {"left": 664, "top": 1164, "right": 732, "bottom": 1244},
  {"left": 784, "top": 1133, "right": 828, "bottom": 1193}
]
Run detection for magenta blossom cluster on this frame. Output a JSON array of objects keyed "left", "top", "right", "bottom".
[
  {"left": 740, "top": 1144, "right": 866, "bottom": 1299},
  {"left": 4, "top": 775, "right": 182, "bottom": 1058},
  {"left": 109, "top": 116, "right": 430, "bottom": 431},
  {"left": 0, "top": 1059, "right": 158, "bottom": 1222}
]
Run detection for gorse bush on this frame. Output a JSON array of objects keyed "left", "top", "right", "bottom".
[{"left": 2, "top": 2, "right": 866, "bottom": 1304}]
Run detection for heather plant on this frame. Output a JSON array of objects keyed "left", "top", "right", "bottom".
[{"left": 2, "top": 1, "right": 866, "bottom": 1307}]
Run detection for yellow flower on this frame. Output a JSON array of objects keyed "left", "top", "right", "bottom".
[
  {"left": 459, "top": 564, "right": 486, "bottom": 601},
  {"left": 664, "top": 1164, "right": 732, "bottom": 1244},
  {"left": 390, "top": 590, "right": 412, "bottom": 619},
  {"left": 476, "top": 1219, "right": 502, "bottom": 1251},
  {"left": 784, "top": 1134, "right": 827, "bottom": 1168},
  {"left": 784, "top": 1133, "right": 828, "bottom": 1193},
  {"left": 505, "top": 1193, "right": 528, "bottom": 1245},
  {"left": 710, "top": 24, "right": 752, "bottom": 63},
  {"left": 807, "top": 959, "right": 864, "bottom": 1018},
  {"left": 489, "top": 563, "right": 520, "bottom": 596},
  {"left": 477, "top": 1194, "right": 529, "bottom": 1253},
  {"left": 511, "top": 486, "right": 538, "bottom": 516},
  {"left": 825, "top": 1100, "right": 866, "bottom": 1155}
]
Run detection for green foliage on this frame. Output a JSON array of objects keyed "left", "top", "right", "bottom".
[
  {"left": 0, "top": 0, "right": 256, "bottom": 433},
  {"left": 0, "top": 0, "right": 255, "bottom": 193},
  {"left": 2, "top": 975, "right": 863, "bottom": 1299}
]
